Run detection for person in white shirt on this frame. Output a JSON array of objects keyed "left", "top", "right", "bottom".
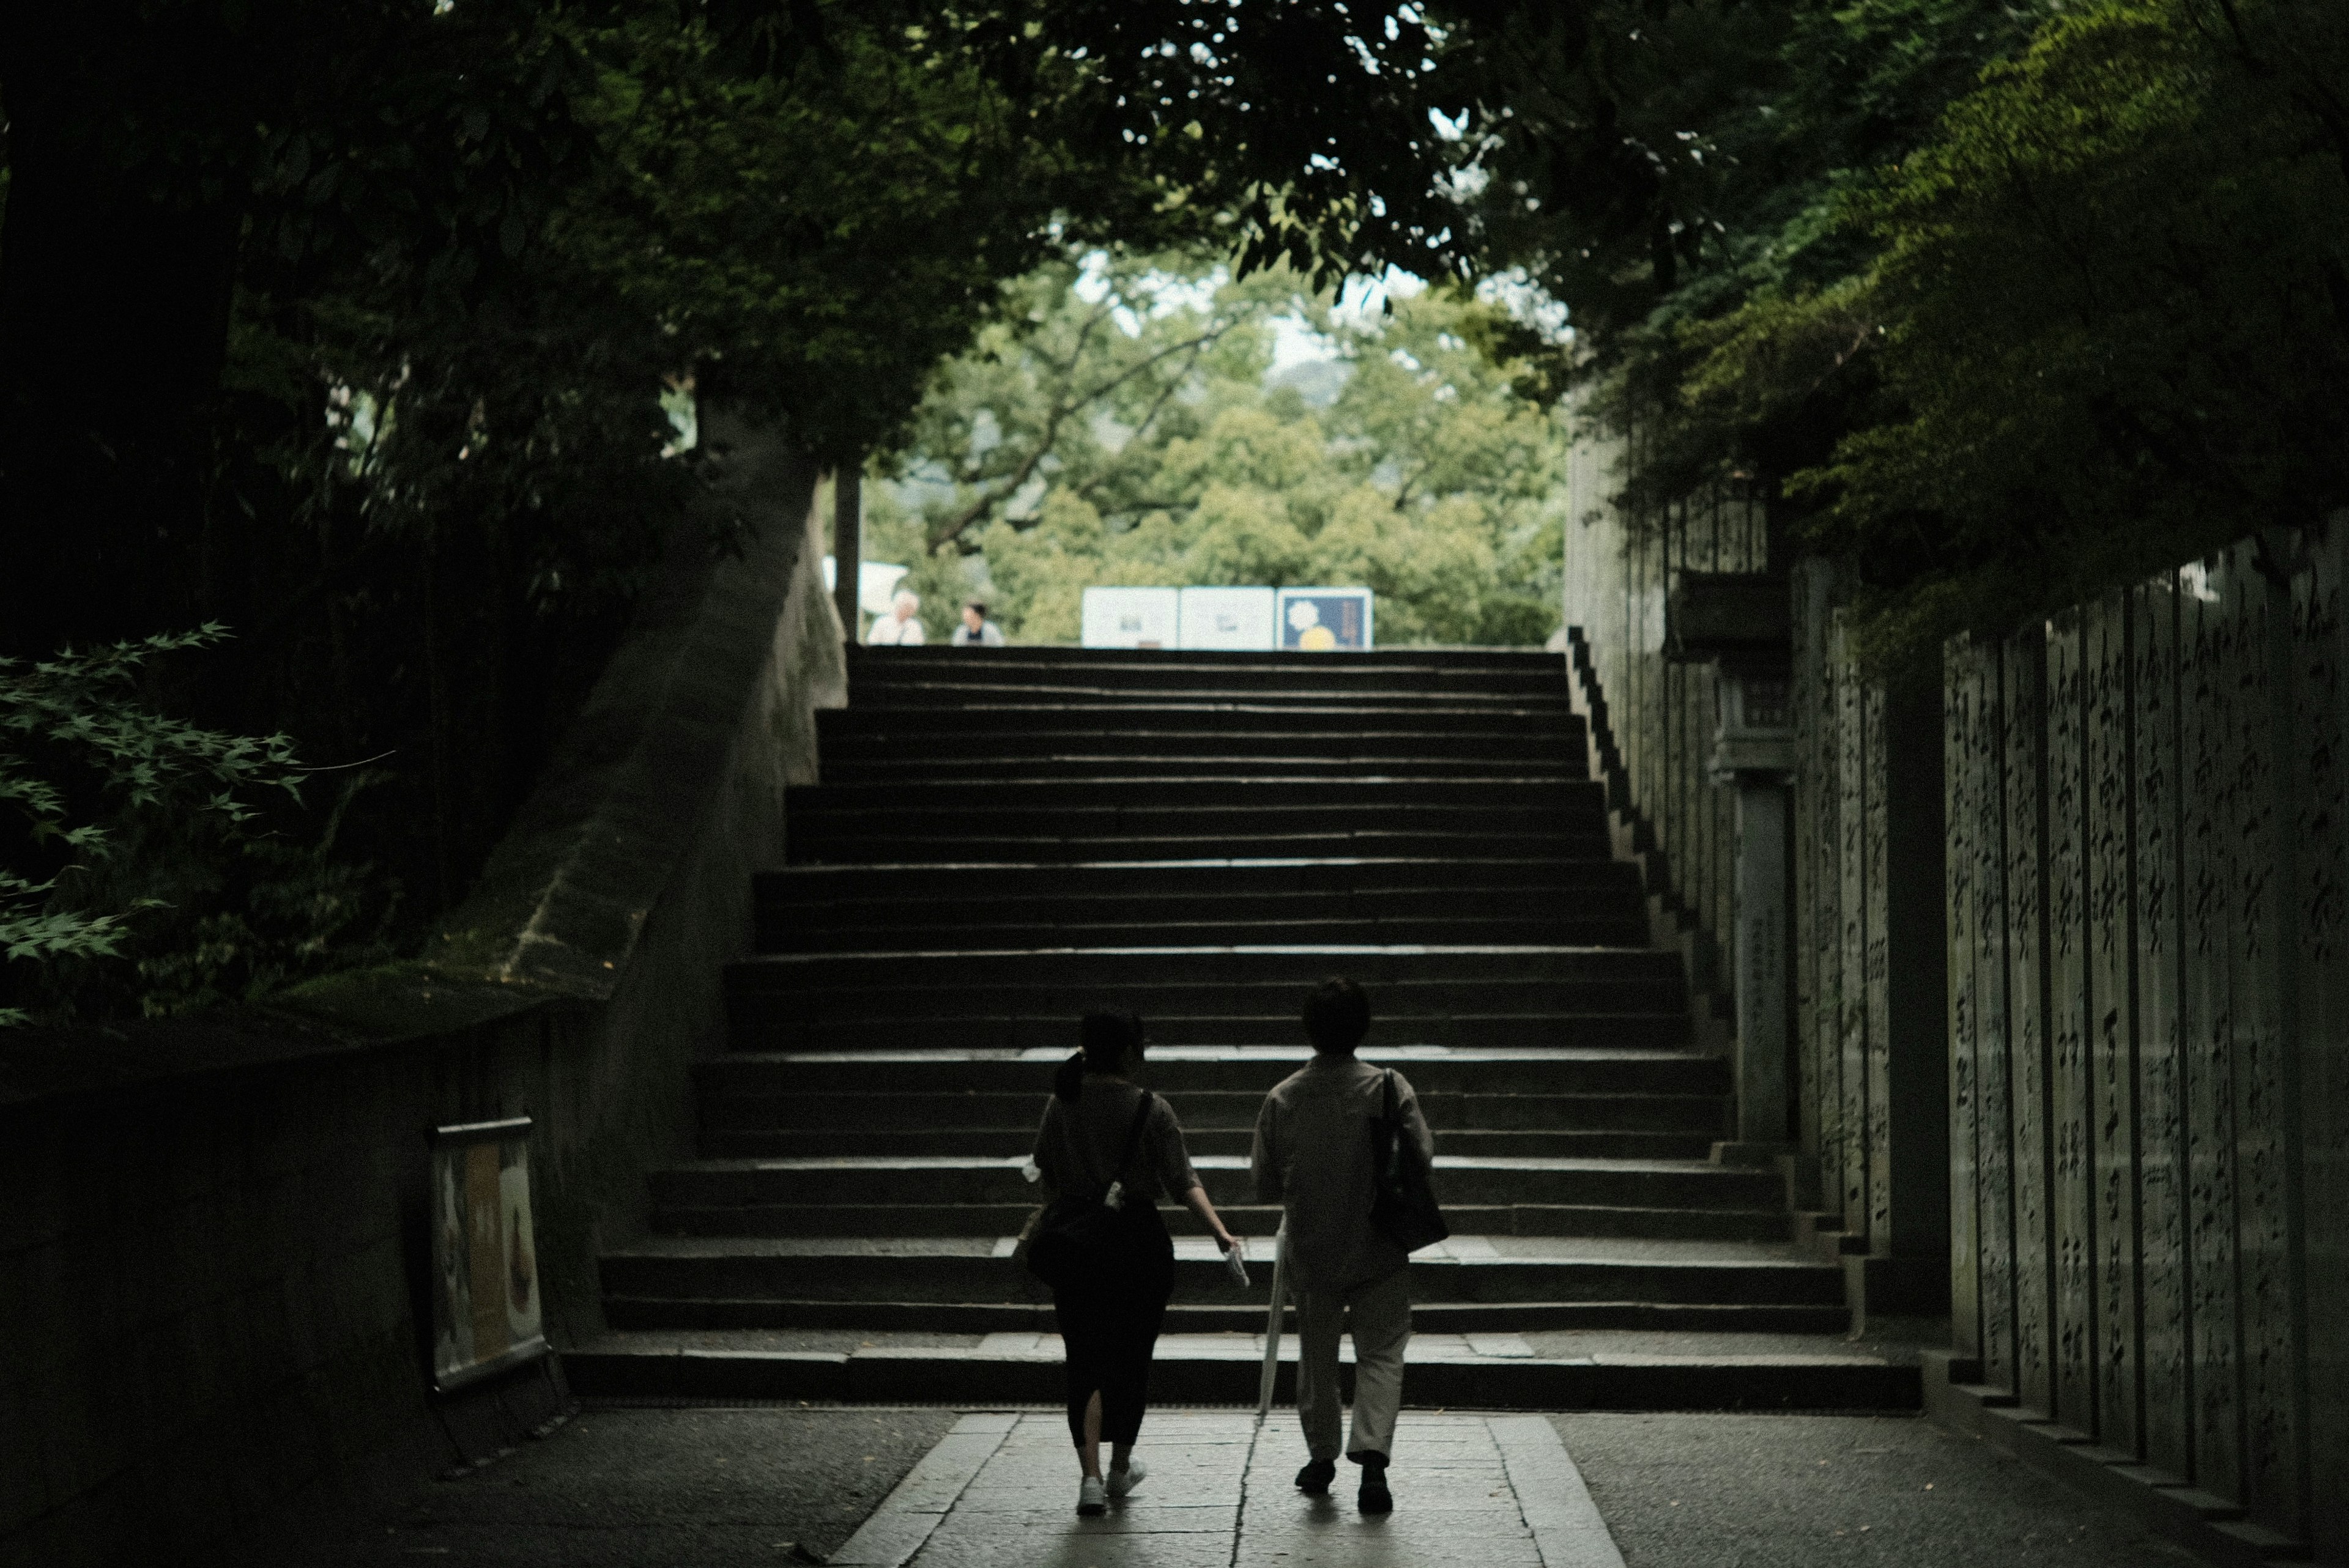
[
  {"left": 867, "top": 590, "right": 925, "bottom": 645},
  {"left": 1252, "top": 977, "right": 1433, "bottom": 1517},
  {"left": 952, "top": 601, "right": 1006, "bottom": 646}
]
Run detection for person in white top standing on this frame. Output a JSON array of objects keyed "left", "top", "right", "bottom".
[
  {"left": 866, "top": 590, "right": 925, "bottom": 645},
  {"left": 952, "top": 600, "right": 1006, "bottom": 646}
]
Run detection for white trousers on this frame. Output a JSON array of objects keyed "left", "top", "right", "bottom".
[{"left": 1294, "top": 1266, "right": 1411, "bottom": 1462}]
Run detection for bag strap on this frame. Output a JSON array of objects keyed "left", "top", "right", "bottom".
[
  {"left": 1107, "top": 1090, "right": 1156, "bottom": 1189},
  {"left": 1381, "top": 1068, "right": 1399, "bottom": 1122}
]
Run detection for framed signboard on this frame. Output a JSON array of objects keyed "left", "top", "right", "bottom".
[
  {"left": 429, "top": 1117, "right": 548, "bottom": 1393},
  {"left": 1081, "top": 586, "right": 1180, "bottom": 648},
  {"left": 1276, "top": 587, "right": 1375, "bottom": 651},
  {"left": 1178, "top": 586, "right": 1277, "bottom": 650}
]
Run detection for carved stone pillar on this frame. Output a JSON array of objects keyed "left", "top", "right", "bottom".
[
  {"left": 1713, "top": 670, "right": 1797, "bottom": 1150},
  {"left": 1666, "top": 572, "right": 1796, "bottom": 1159}
]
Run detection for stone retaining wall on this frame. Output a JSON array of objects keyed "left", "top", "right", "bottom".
[
  {"left": 1559, "top": 427, "right": 1947, "bottom": 1325},
  {"left": 0, "top": 410, "right": 844, "bottom": 1567},
  {"left": 1942, "top": 528, "right": 2349, "bottom": 1558},
  {"left": 1567, "top": 407, "right": 2347, "bottom": 1556}
]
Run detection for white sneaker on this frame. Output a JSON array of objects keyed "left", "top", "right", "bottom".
[
  {"left": 1107, "top": 1457, "right": 1148, "bottom": 1498},
  {"left": 1077, "top": 1476, "right": 1107, "bottom": 1516}
]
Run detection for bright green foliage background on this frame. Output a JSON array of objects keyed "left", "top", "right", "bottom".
[{"left": 863, "top": 253, "right": 1567, "bottom": 646}]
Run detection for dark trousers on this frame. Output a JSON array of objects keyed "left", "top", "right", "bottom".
[{"left": 1051, "top": 1209, "right": 1174, "bottom": 1449}]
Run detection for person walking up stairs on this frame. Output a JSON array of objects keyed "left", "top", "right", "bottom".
[{"left": 1253, "top": 977, "right": 1434, "bottom": 1515}]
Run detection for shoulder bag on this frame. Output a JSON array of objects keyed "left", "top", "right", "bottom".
[
  {"left": 1024, "top": 1092, "right": 1159, "bottom": 1290},
  {"left": 1370, "top": 1068, "right": 1448, "bottom": 1252}
]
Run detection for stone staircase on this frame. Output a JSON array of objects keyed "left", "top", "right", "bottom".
[{"left": 569, "top": 646, "right": 1917, "bottom": 1410}]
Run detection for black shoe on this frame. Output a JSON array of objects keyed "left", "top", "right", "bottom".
[
  {"left": 1295, "top": 1459, "right": 1337, "bottom": 1495},
  {"left": 1352, "top": 1452, "right": 1393, "bottom": 1514}
]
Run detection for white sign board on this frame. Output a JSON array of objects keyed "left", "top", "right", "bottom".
[
  {"left": 1178, "top": 586, "right": 1277, "bottom": 650},
  {"left": 1277, "top": 587, "right": 1375, "bottom": 650},
  {"left": 1082, "top": 586, "right": 1181, "bottom": 648},
  {"left": 822, "top": 557, "right": 912, "bottom": 616}
]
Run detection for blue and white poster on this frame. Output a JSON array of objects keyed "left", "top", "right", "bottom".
[{"left": 1276, "top": 588, "right": 1374, "bottom": 651}]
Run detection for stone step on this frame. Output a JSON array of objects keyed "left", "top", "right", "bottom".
[
  {"left": 694, "top": 1126, "right": 1719, "bottom": 1163},
  {"left": 850, "top": 678, "right": 1575, "bottom": 707},
  {"left": 595, "top": 1296, "right": 1850, "bottom": 1336},
  {"left": 646, "top": 1200, "right": 1787, "bottom": 1243},
  {"left": 763, "top": 914, "right": 1649, "bottom": 953},
  {"left": 790, "top": 777, "right": 1604, "bottom": 811},
  {"left": 696, "top": 1088, "right": 1728, "bottom": 1134},
  {"left": 793, "top": 807, "right": 1616, "bottom": 845},
  {"left": 645, "top": 1155, "right": 1785, "bottom": 1211},
  {"left": 726, "top": 1010, "right": 1691, "bottom": 1051},
  {"left": 787, "top": 805, "right": 1605, "bottom": 849},
  {"left": 820, "top": 703, "right": 1575, "bottom": 736},
  {"left": 563, "top": 1331, "right": 1917, "bottom": 1408},
  {"left": 699, "top": 1048, "right": 1734, "bottom": 1097},
  {"left": 850, "top": 643, "right": 1564, "bottom": 662},
  {"left": 729, "top": 944, "right": 1678, "bottom": 984},
  {"left": 844, "top": 645, "right": 1564, "bottom": 678},
  {"left": 820, "top": 756, "right": 1586, "bottom": 784},
  {"left": 788, "top": 830, "right": 1617, "bottom": 867},
  {"left": 760, "top": 857, "right": 1636, "bottom": 903},
  {"left": 598, "top": 1235, "right": 1838, "bottom": 1308},
  {"left": 727, "top": 980, "right": 1683, "bottom": 1029},
  {"left": 817, "top": 730, "right": 1582, "bottom": 762}
]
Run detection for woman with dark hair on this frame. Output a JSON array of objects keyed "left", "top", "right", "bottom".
[{"left": 1029, "top": 1008, "right": 1237, "bottom": 1515}]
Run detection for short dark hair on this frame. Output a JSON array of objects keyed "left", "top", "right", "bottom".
[
  {"left": 965, "top": 600, "right": 987, "bottom": 616},
  {"left": 1302, "top": 977, "right": 1370, "bottom": 1054},
  {"left": 1057, "top": 1008, "right": 1145, "bottom": 1101}
]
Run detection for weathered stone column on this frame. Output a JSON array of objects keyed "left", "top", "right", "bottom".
[
  {"left": 1713, "top": 670, "right": 1797, "bottom": 1152},
  {"left": 1665, "top": 572, "right": 1797, "bottom": 1158}
]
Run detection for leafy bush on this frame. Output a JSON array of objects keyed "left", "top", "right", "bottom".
[{"left": 0, "top": 627, "right": 317, "bottom": 1025}]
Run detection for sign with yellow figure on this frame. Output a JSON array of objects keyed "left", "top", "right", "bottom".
[
  {"left": 1277, "top": 588, "right": 1374, "bottom": 651},
  {"left": 428, "top": 1117, "right": 547, "bottom": 1392}
]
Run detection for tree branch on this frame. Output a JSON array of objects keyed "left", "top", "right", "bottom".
[{"left": 925, "top": 314, "right": 1247, "bottom": 552}]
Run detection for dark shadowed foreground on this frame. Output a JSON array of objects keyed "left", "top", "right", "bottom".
[
  {"left": 251, "top": 1408, "right": 954, "bottom": 1568},
  {"left": 1554, "top": 1413, "right": 2202, "bottom": 1568}
]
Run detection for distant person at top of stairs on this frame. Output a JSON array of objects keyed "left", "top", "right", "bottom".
[
  {"left": 1030, "top": 1009, "right": 1239, "bottom": 1515},
  {"left": 951, "top": 601, "right": 1005, "bottom": 646},
  {"left": 866, "top": 590, "right": 924, "bottom": 645},
  {"left": 1252, "top": 977, "right": 1433, "bottom": 1516}
]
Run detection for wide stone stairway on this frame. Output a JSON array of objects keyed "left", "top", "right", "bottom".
[{"left": 570, "top": 646, "right": 1913, "bottom": 1409}]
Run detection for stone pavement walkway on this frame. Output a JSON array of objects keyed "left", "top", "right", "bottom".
[
  {"left": 240, "top": 1402, "right": 2214, "bottom": 1568},
  {"left": 831, "top": 1410, "right": 1623, "bottom": 1568}
]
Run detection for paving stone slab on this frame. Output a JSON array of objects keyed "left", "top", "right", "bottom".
[{"left": 850, "top": 1410, "right": 1629, "bottom": 1568}]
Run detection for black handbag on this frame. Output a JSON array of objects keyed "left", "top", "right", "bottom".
[
  {"left": 1024, "top": 1092, "right": 1159, "bottom": 1289},
  {"left": 1370, "top": 1068, "right": 1449, "bottom": 1252}
]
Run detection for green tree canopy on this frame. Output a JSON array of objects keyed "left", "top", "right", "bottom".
[{"left": 1439, "top": 0, "right": 2349, "bottom": 656}]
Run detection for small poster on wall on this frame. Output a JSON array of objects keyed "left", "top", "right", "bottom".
[
  {"left": 1178, "top": 586, "right": 1277, "bottom": 650},
  {"left": 429, "top": 1117, "right": 547, "bottom": 1393},
  {"left": 1276, "top": 587, "right": 1375, "bottom": 651},
  {"left": 1081, "top": 586, "right": 1181, "bottom": 648}
]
